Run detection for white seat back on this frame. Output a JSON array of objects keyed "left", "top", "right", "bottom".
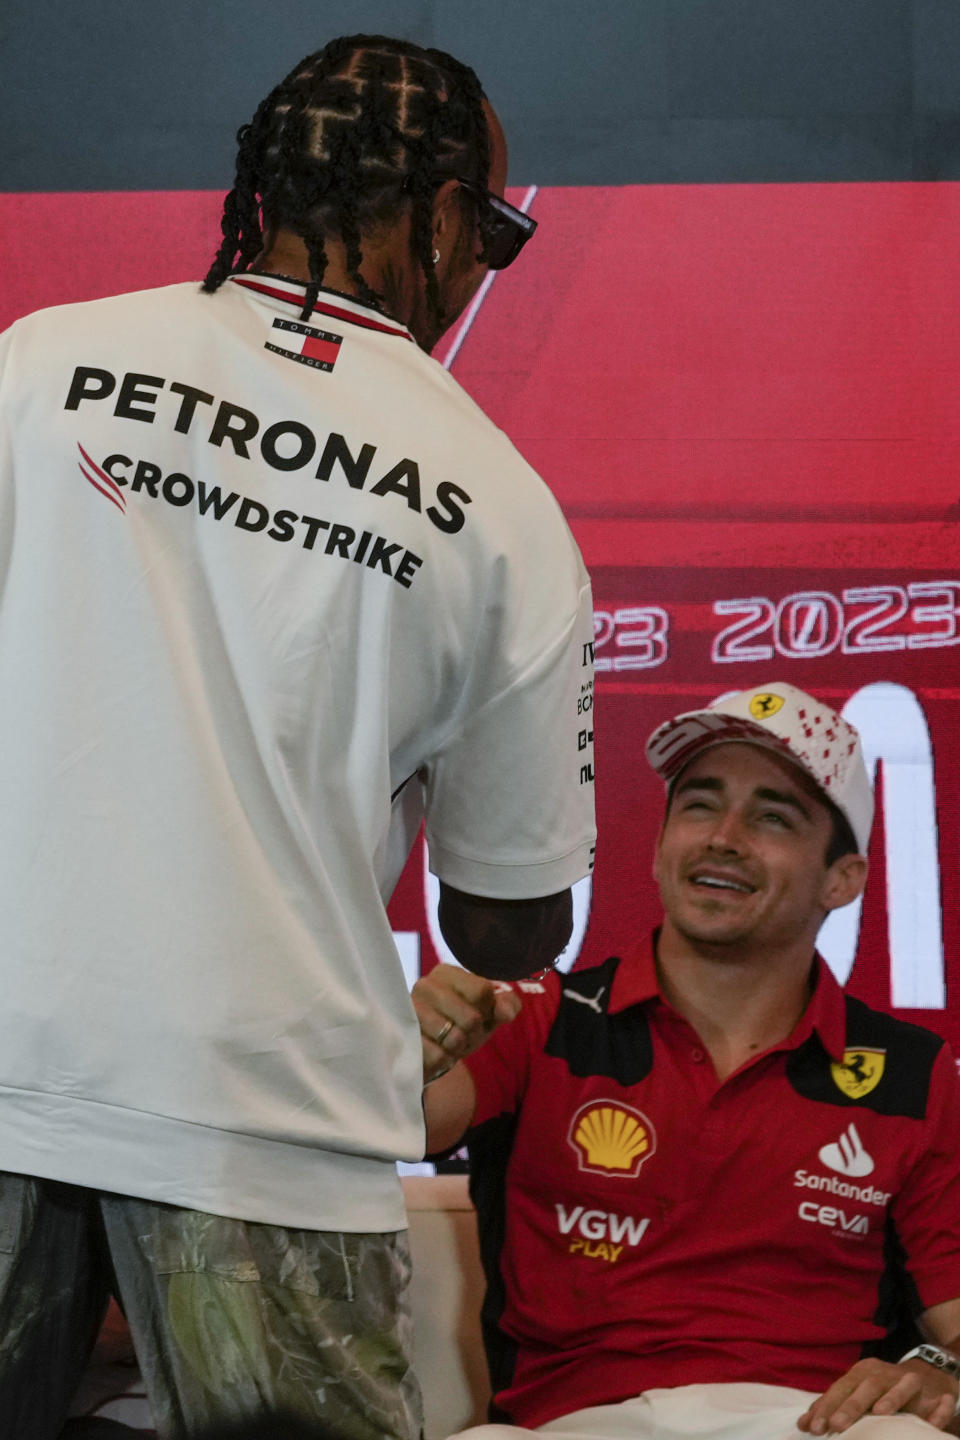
[{"left": 403, "top": 1174, "right": 491, "bottom": 1440}]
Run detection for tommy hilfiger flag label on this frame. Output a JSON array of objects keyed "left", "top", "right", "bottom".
[{"left": 266, "top": 318, "right": 343, "bottom": 372}]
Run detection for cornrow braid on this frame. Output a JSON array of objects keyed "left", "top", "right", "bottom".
[
  {"left": 202, "top": 34, "right": 492, "bottom": 325},
  {"left": 204, "top": 94, "right": 282, "bottom": 292}
]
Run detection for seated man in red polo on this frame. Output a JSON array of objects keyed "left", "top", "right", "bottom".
[{"left": 414, "top": 683, "right": 960, "bottom": 1440}]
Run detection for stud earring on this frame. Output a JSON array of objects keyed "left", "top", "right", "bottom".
[{"left": 433, "top": 248, "right": 440, "bottom": 266}]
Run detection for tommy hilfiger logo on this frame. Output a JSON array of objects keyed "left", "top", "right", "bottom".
[{"left": 265, "top": 318, "right": 343, "bottom": 372}]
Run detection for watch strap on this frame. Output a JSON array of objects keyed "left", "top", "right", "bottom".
[{"left": 899, "top": 1344, "right": 960, "bottom": 1416}]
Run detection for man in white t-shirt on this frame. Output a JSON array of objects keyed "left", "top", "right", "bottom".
[{"left": 0, "top": 34, "right": 595, "bottom": 1440}]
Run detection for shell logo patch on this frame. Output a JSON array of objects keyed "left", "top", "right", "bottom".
[
  {"left": 568, "top": 1100, "right": 656, "bottom": 1177},
  {"left": 831, "top": 1049, "right": 886, "bottom": 1100},
  {"left": 749, "top": 692, "right": 785, "bottom": 720}
]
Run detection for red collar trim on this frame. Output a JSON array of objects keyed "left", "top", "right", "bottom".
[
  {"left": 609, "top": 934, "right": 661, "bottom": 1012},
  {"left": 609, "top": 932, "right": 847, "bottom": 1061},
  {"left": 798, "top": 957, "right": 848, "bottom": 1061},
  {"left": 227, "top": 275, "right": 414, "bottom": 341}
]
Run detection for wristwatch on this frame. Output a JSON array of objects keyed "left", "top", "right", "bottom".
[{"left": 899, "top": 1345, "right": 960, "bottom": 1416}]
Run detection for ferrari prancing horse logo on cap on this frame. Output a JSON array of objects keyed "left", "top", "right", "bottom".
[
  {"left": 831, "top": 1049, "right": 886, "bottom": 1100},
  {"left": 749, "top": 692, "right": 785, "bottom": 720}
]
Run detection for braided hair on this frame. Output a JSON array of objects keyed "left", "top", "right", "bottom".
[{"left": 202, "top": 35, "right": 492, "bottom": 324}]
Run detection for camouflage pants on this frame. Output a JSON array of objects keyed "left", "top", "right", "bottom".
[{"left": 0, "top": 1170, "right": 422, "bottom": 1440}]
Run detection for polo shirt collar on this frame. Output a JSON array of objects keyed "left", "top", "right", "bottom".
[
  {"left": 608, "top": 933, "right": 660, "bottom": 1013},
  {"left": 795, "top": 955, "right": 848, "bottom": 1061},
  {"left": 226, "top": 273, "right": 414, "bottom": 342},
  {"left": 608, "top": 929, "right": 848, "bottom": 1061}
]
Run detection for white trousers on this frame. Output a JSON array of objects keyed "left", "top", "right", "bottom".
[{"left": 449, "top": 1381, "right": 940, "bottom": 1440}]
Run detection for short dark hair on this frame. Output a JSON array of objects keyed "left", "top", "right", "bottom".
[
  {"left": 202, "top": 34, "right": 492, "bottom": 325},
  {"left": 824, "top": 802, "right": 859, "bottom": 867}
]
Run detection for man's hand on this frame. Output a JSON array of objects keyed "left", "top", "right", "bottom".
[
  {"left": 797, "top": 1357, "right": 959, "bottom": 1434},
  {"left": 412, "top": 963, "right": 521, "bottom": 1084}
]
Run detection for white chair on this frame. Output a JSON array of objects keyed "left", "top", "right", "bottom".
[{"left": 403, "top": 1174, "right": 491, "bottom": 1440}]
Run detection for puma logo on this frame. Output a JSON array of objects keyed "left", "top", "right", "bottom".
[{"left": 563, "top": 985, "right": 606, "bottom": 1014}]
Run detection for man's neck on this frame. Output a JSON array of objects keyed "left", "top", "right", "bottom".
[
  {"left": 253, "top": 228, "right": 422, "bottom": 339},
  {"left": 654, "top": 923, "right": 816, "bottom": 1082}
]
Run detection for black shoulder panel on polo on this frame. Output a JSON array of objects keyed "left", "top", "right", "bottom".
[
  {"left": 467, "top": 1112, "right": 519, "bottom": 1419},
  {"left": 785, "top": 995, "right": 943, "bottom": 1118},
  {"left": 543, "top": 956, "right": 655, "bottom": 1085},
  {"left": 861, "top": 1216, "right": 924, "bottom": 1363}
]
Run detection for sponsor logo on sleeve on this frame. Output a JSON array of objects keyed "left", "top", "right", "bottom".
[{"left": 567, "top": 1100, "right": 656, "bottom": 1178}]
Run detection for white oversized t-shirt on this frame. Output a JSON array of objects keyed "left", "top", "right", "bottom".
[{"left": 0, "top": 275, "right": 596, "bottom": 1229}]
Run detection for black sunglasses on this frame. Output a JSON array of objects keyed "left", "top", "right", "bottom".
[{"left": 454, "top": 178, "right": 537, "bottom": 270}]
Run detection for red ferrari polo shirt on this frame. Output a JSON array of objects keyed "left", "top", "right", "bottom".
[{"left": 462, "top": 935, "right": 960, "bottom": 1428}]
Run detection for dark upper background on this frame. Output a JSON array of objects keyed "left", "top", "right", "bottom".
[{"left": 2, "top": 0, "right": 959, "bottom": 191}]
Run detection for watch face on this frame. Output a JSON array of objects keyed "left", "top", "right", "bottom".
[{"left": 919, "top": 1345, "right": 960, "bottom": 1378}]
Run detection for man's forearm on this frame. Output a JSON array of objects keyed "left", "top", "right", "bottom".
[
  {"left": 422, "top": 1062, "right": 477, "bottom": 1156},
  {"left": 437, "top": 883, "right": 572, "bottom": 981}
]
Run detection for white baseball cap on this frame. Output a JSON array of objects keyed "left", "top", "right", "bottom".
[{"left": 645, "top": 682, "right": 873, "bottom": 854}]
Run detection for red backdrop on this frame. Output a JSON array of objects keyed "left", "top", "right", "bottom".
[{"left": 3, "top": 181, "right": 958, "bottom": 1042}]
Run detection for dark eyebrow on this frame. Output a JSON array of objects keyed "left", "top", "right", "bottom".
[
  {"left": 674, "top": 775, "right": 813, "bottom": 823},
  {"left": 674, "top": 775, "right": 723, "bottom": 798},
  {"left": 753, "top": 786, "right": 813, "bottom": 822}
]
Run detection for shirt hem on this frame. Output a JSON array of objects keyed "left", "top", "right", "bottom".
[
  {"left": 0, "top": 1084, "right": 408, "bottom": 1231},
  {"left": 426, "top": 836, "right": 596, "bottom": 899}
]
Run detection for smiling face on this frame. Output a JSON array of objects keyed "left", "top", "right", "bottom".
[{"left": 654, "top": 742, "right": 866, "bottom": 960}]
